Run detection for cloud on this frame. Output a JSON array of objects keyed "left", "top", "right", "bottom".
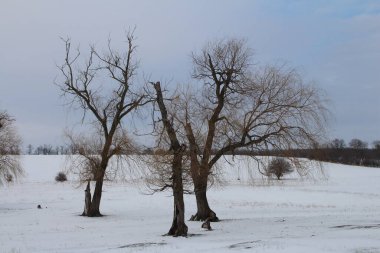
[{"left": 0, "top": 0, "right": 379, "bottom": 147}]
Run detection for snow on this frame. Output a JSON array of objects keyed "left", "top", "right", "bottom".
[{"left": 1, "top": 155, "right": 380, "bottom": 253}]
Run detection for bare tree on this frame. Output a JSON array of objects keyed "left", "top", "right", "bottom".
[
  {"left": 27, "top": 144, "right": 33, "bottom": 155},
  {"left": 373, "top": 140, "right": 380, "bottom": 150},
  {"left": 146, "top": 82, "right": 188, "bottom": 236},
  {"left": 179, "top": 39, "right": 327, "bottom": 221},
  {"left": 265, "top": 157, "right": 294, "bottom": 180},
  {"left": 0, "top": 111, "right": 22, "bottom": 185},
  {"left": 349, "top": 138, "right": 368, "bottom": 149},
  {"left": 330, "top": 138, "right": 346, "bottom": 149},
  {"left": 57, "top": 31, "right": 148, "bottom": 216}
]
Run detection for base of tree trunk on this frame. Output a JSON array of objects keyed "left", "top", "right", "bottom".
[
  {"left": 85, "top": 211, "right": 103, "bottom": 217},
  {"left": 168, "top": 223, "right": 188, "bottom": 237},
  {"left": 189, "top": 210, "right": 219, "bottom": 222},
  {"left": 167, "top": 201, "right": 188, "bottom": 237},
  {"left": 81, "top": 210, "right": 103, "bottom": 217},
  {"left": 81, "top": 182, "right": 103, "bottom": 217},
  {"left": 82, "top": 181, "right": 92, "bottom": 216}
]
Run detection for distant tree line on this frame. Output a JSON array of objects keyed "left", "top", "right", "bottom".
[
  {"left": 26, "top": 137, "right": 380, "bottom": 169},
  {"left": 26, "top": 144, "right": 71, "bottom": 155},
  {"left": 316, "top": 138, "right": 380, "bottom": 167},
  {"left": 26, "top": 143, "right": 105, "bottom": 155},
  {"left": 232, "top": 138, "right": 380, "bottom": 168},
  {"left": 26, "top": 137, "right": 379, "bottom": 169}
]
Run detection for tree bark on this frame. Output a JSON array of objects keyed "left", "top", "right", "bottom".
[
  {"left": 87, "top": 179, "right": 103, "bottom": 217},
  {"left": 190, "top": 175, "right": 219, "bottom": 222},
  {"left": 82, "top": 181, "right": 92, "bottom": 216},
  {"left": 84, "top": 161, "right": 107, "bottom": 217},
  {"left": 168, "top": 152, "right": 188, "bottom": 236}
]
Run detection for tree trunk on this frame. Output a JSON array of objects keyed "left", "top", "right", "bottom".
[
  {"left": 153, "top": 81, "right": 188, "bottom": 236},
  {"left": 84, "top": 163, "right": 107, "bottom": 217},
  {"left": 87, "top": 179, "right": 103, "bottom": 217},
  {"left": 168, "top": 153, "right": 188, "bottom": 236},
  {"left": 168, "top": 196, "right": 188, "bottom": 236},
  {"left": 190, "top": 176, "right": 219, "bottom": 222},
  {"left": 82, "top": 181, "right": 92, "bottom": 216}
]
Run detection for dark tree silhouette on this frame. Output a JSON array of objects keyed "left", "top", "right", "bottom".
[
  {"left": 349, "top": 139, "right": 368, "bottom": 149},
  {"left": 265, "top": 157, "right": 294, "bottom": 180},
  {"left": 148, "top": 81, "right": 188, "bottom": 236},
  {"left": 57, "top": 31, "right": 148, "bottom": 216},
  {"left": 180, "top": 39, "right": 328, "bottom": 221}
]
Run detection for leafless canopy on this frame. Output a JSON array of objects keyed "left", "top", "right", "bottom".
[
  {"left": 143, "top": 39, "right": 328, "bottom": 223},
  {"left": 187, "top": 39, "right": 328, "bottom": 169},
  {"left": 0, "top": 111, "right": 22, "bottom": 184},
  {"left": 142, "top": 149, "right": 193, "bottom": 194},
  {"left": 58, "top": 31, "right": 147, "bottom": 135},
  {"left": 64, "top": 129, "right": 137, "bottom": 183},
  {"left": 57, "top": 31, "right": 149, "bottom": 216},
  {"left": 57, "top": 31, "right": 148, "bottom": 179}
]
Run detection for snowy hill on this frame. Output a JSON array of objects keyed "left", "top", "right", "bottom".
[{"left": 0, "top": 155, "right": 380, "bottom": 252}]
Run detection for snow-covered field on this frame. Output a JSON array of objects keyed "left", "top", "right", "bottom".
[{"left": 1, "top": 156, "right": 380, "bottom": 253}]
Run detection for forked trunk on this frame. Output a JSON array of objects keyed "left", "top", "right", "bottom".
[
  {"left": 85, "top": 163, "right": 107, "bottom": 217},
  {"left": 190, "top": 177, "right": 219, "bottom": 222},
  {"left": 87, "top": 179, "right": 103, "bottom": 217}
]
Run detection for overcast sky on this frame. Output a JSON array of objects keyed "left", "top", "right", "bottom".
[{"left": 1, "top": 0, "right": 379, "bottom": 148}]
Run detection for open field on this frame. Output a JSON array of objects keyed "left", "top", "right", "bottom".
[{"left": 1, "top": 156, "right": 380, "bottom": 253}]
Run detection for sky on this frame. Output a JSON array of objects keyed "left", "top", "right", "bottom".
[{"left": 0, "top": 0, "right": 379, "bottom": 149}]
